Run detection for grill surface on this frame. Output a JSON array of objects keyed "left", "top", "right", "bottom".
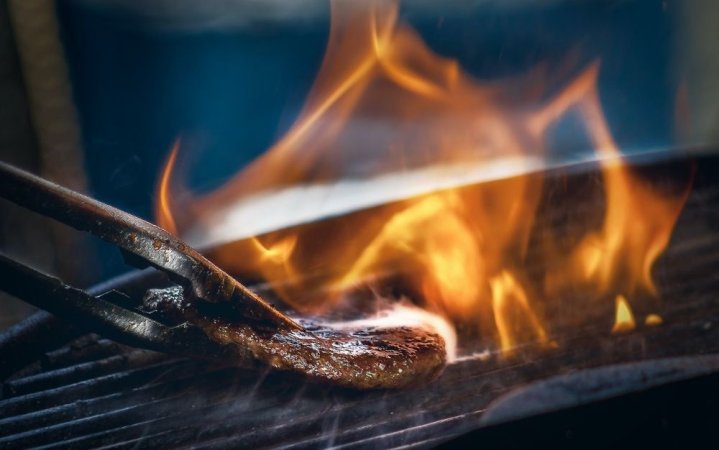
[{"left": 1, "top": 157, "right": 718, "bottom": 449}]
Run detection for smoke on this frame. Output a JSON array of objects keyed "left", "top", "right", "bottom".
[{"left": 325, "top": 301, "right": 458, "bottom": 363}]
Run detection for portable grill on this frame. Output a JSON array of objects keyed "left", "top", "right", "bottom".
[
  {"left": 1, "top": 155, "right": 718, "bottom": 449},
  {"left": 3, "top": 0, "right": 719, "bottom": 447}
]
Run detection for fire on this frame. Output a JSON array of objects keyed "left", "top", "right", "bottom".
[
  {"left": 155, "top": 0, "right": 690, "bottom": 355},
  {"left": 157, "top": 139, "right": 180, "bottom": 236},
  {"left": 489, "top": 271, "right": 548, "bottom": 351},
  {"left": 612, "top": 295, "right": 636, "bottom": 334},
  {"left": 336, "top": 193, "right": 483, "bottom": 316},
  {"left": 645, "top": 314, "right": 663, "bottom": 327},
  {"left": 538, "top": 68, "right": 689, "bottom": 297}
]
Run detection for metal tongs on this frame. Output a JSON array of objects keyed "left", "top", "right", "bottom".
[{"left": 0, "top": 161, "right": 302, "bottom": 361}]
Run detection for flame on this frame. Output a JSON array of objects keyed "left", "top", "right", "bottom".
[
  {"left": 489, "top": 271, "right": 548, "bottom": 352},
  {"left": 156, "top": 139, "right": 180, "bottom": 236},
  {"left": 249, "top": 235, "right": 299, "bottom": 285},
  {"left": 612, "top": 295, "right": 636, "bottom": 334},
  {"left": 156, "top": 0, "right": 690, "bottom": 355},
  {"left": 336, "top": 193, "right": 483, "bottom": 317},
  {"left": 645, "top": 314, "right": 663, "bottom": 327},
  {"left": 539, "top": 65, "right": 691, "bottom": 301}
]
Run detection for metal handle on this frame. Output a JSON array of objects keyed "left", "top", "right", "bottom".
[
  {"left": 0, "top": 161, "right": 300, "bottom": 330},
  {"left": 0, "top": 253, "right": 255, "bottom": 361}
]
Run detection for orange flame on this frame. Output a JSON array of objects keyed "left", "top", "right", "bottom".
[
  {"left": 645, "top": 314, "right": 663, "bottom": 327},
  {"left": 489, "top": 271, "right": 548, "bottom": 351},
  {"left": 537, "top": 65, "right": 691, "bottom": 299},
  {"left": 156, "top": 0, "right": 690, "bottom": 354},
  {"left": 612, "top": 295, "right": 636, "bottom": 334},
  {"left": 156, "top": 139, "right": 180, "bottom": 236}
]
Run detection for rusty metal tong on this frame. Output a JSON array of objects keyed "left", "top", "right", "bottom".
[
  {"left": 0, "top": 161, "right": 452, "bottom": 389},
  {"left": 0, "top": 160, "right": 302, "bottom": 360}
]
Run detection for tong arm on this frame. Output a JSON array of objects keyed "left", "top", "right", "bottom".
[
  {"left": 0, "top": 161, "right": 300, "bottom": 330},
  {"left": 0, "top": 253, "right": 256, "bottom": 361}
]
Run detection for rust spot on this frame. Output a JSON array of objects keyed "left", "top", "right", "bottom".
[
  {"left": 128, "top": 233, "right": 137, "bottom": 244},
  {"left": 152, "top": 239, "right": 163, "bottom": 250}
]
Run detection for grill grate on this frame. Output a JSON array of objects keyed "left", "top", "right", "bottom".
[{"left": 1, "top": 163, "right": 718, "bottom": 449}]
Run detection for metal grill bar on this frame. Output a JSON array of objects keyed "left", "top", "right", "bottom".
[
  {"left": 3, "top": 351, "right": 165, "bottom": 397},
  {"left": 40, "top": 339, "right": 124, "bottom": 372},
  {"left": 0, "top": 360, "right": 197, "bottom": 419}
]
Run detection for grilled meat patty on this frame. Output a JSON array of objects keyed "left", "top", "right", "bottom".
[{"left": 144, "top": 286, "right": 447, "bottom": 389}]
